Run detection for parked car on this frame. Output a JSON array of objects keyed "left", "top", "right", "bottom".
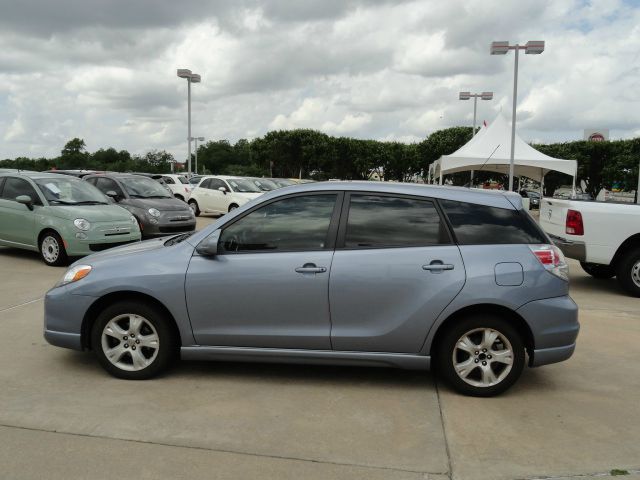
[
  {"left": 187, "top": 175, "right": 263, "bottom": 216},
  {"left": 269, "top": 178, "right": 295, "bottom": 188},
  {"left": 188, "top": 175, "right": 204, "bottom": 186},
  {"left": 158, "top": 174, "right": 193, "bottom": 201},
  {"left": 44, "top": 182, "right": 578, "bottom": 396},
  {"left": 540, "top": 197, "right": 640, "bottom": 296},
  {"left": 0, "top": 171, "right": 140, "bottom": 265},
  {"left": 249, "top": 177, "right": 280, "bottom": 192},
  {"left": 519, "top": 190, "right": 541, "bottom": 209},
  {"left": 84, "top": 173, "right": 196, "bottom": 238}
]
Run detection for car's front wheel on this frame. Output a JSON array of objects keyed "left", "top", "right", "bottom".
[
  {"left": 91, "top": 301, "right": 177, "bottom": 380},
  {"left": 580, "top": 262, "right": 615, "bottom": 279},
  {"left": 436, "top": 315, "right": 525, "bottom": 397},
  {"left": 40, "top": 230, "right": 68, "bottom": 266}
]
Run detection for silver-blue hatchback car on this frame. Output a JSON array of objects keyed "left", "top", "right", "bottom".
[{"left": 44, "top": 182, "right": 579, "bottom": 396}]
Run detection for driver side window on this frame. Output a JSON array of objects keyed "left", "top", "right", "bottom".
[{"left": 219, "top": 194, "right": 337, "bottom": 253}]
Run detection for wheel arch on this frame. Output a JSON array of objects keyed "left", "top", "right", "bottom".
[
  {"left": 81, "top": 291, "right": 182, "bottom": 351},
  {"left": 428, "top": 303, "right": 535, "bottom": 362},
  {"left": 37, "top": 227, "right": 62, "bottom": 247},
  {"left": 611, "top": 233, "right": 640, "bottom": 267}
]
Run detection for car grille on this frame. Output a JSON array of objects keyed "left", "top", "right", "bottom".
[
  {"left": 159, "top": 225, "right": 196, "bottom": 234},
  {"left": 89, "top": 240, "right": 137, "bottom": 252},
  {"left": 168, "top": 214, "right": 192, "bottom": 222}
]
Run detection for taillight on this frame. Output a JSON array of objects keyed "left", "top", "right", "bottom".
[
  {"left": 529, "top": 244, "right": 569, "bottom": 281},
  {"left": 566, "top": 209, "right": 584, "bottom": 235}
]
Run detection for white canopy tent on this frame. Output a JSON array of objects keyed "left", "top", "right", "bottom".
[{"left": 428, "top": 114, "right": 578, "bottom": 192}]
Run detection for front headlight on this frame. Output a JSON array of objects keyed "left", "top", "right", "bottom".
[
  {"left": 148, "top": 208, "right": 161, "bottom": 218},
  {"left": 130, "top": 215, "right": 138, "bottom": 225},
  {"left": 73, "top": 218, "right": 91, "bottom": 231},
  {"left": 57, "top": 265, "right": 92, "bottom": 287}
]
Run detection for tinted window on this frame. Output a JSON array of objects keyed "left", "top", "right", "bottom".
[
  {"left": 163, "top": 176, "right": 175, "bottom": 184},
  {"left": 440, "top": 199, "right": 547, "bottom": 245},
  {"left": 209, "top": 179, "right": 227, "bottom": 191},
  {"left": 345, "top": 195, "right": 448, "bottom": 248},
  {"left": 199, "top": 179, "right": 211, "bottom": 189},
  {"left": 95, "top": 177, "right": 124, "bottom": 196},
  {"left": 220, "top": 194, "right": 337, "bottom": 252},
  {"left": 0, "top": 177, "right": 5, "bottom": 195},
  {"left": 1, "top": 177, "right": 42, "bottom": 205}
]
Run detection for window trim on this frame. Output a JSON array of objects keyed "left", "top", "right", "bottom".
[
  {"left": 335, "top": 191, "right": 454, "bottom": 250},
  {"left": 216, "top": 191, "right": 344, "bottom": 255}
]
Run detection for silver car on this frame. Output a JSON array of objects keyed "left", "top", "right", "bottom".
[{"left": 44, "top": 182, "right": 579, "bottom": 396}]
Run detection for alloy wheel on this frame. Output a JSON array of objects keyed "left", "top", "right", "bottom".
[
  {"left": 101, "top": 314, "right": 160, "bottom": 372},
  {"left": 41, "top": 236, "right": 60, "bottom": 263}
]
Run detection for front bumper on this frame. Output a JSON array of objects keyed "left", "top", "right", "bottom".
[
  {"left": 43, "top": 286, "right": 96, "bottom": 351},
  {"left": 548, "top": 234, "right": 586, "bottom": 262},
  {"left": 516, "top": 295, "right": 580, "bottom": 367},
  {"left": 141, "top": 211, "right": 196, "bottom": 237}
]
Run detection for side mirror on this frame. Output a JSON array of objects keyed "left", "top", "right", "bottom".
[
  {"left": 218, "top": 187, "right": 228, "bottom": 195},
  {"left": 195, "top": 230, "right": 221, "bottom": 257},
  {"left": 16, "top": 195, "right": 34, "bottom": 210},
  {"left": 105, "top": 190, "right": 120, "bottom": 201}
]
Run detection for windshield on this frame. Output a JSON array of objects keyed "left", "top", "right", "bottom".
[
  {"left": 176, "top": 176, "right": 189, "bottom": 184},
  {"left": 251, "top": 178, "right": 278, "bottom": 191},
  {"left": 35, "top": 177, "right": 108, "bottom": 205},
  {"left": 119, "top": 176, "right": 172, "bottom": 198},
  {"left": 189, "top": 176, "right": 202, "bottom": 185},
  {"left": 227, "top": 178, "right": 262, "bottom": 193},
  {"left": 271, "top": 178, "right": 294, "bottom": 188}
]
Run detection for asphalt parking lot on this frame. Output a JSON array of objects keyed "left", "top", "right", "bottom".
[{"left": 0, "top": 215, "right": 638, "bottom": 480}]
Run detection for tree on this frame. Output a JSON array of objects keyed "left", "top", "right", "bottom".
[{"left": 59, "top": 138, "right": 90, "bottom": 169}]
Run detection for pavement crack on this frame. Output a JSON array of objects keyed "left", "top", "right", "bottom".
[
  {"left": 0, "top": 422, "right": 446, "bottom": 477},
  {"left": 515, "top": 467, "right": 640, "bottom": 479},
  {"left": 0, "top": 297, "right": 43, "bottom": 313},
  {"left": 435, "top": 378, "right": 453, "bottom": 480}
]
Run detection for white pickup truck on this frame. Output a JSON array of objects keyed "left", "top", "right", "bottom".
[{"left": 540, "top": 198, "right": 640, "bottom": 297}]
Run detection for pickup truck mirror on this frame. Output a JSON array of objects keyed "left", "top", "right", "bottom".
[
  {"left": 15, "top": 195, "right": 34, "bottom": 210},
  {"left": 195, "top": 230, "right": 221, "bottom": 257}
]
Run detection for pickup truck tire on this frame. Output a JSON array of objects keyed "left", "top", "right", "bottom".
[
  {"left": 580, "top": 262, "right": 615, "bottom": 280},
  {"left": 615, "top": 248, "right": 640, "bottom": 297}
]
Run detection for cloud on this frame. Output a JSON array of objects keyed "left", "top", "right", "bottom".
[{"left": 0, "top": 0, "right": 639, "bottom": 161}]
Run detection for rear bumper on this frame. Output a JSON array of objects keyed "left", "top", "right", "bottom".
[
  {"left": 548, "top": 234, "right": 586, "bottom": 262},
  {"left": 516, "top": 295, "right": 580, "bottom": 367}
]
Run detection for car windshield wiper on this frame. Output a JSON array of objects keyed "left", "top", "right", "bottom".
[
  {"left": 74, "top": 200, "right": 108, "bottom": 205},
  {"left": 48, "top": 200, "right": 77, "bottom": 205},
  {"left": 164, "top": 232, "right": 193, "bottom": 246},
  {"left": 145, "top": 195, "right": 172, "bottom": 199}
]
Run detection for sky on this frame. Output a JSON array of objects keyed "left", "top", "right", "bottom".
[{"left": 0, "top": 0, "right": 639, "bottom": 161}]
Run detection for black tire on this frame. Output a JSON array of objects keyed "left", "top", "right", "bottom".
[
  {"left": 188, "top": 200, "right": 200, "bottom": 217},
  {"left": 174, "top": 194, "right": 184, "bottom": 202},
  {"left": 91, "top": 300, "right": 178, "bottom": 380},
  {"left": 228, "top": 203, "right": 239, "bottom": 212},
  {"left": 615, "top": 248, "right": 640, "bottom": 297},
  {"left": 39, "top": 230, "right": 68, "bottom": 266},
  {"left": 436, "top": 314, "right": 525, "bottom": 397},
  {"left": 580, "top": 262, "right": 615, "bottom": 279}
]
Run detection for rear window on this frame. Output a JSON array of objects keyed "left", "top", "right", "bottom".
[{"left": 440, "top": 199, "right": 547, "bottom": 245}]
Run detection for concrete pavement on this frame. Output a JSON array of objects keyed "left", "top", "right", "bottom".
[{"left": 0, "top": 218, "right": 638, "bottom": 479}]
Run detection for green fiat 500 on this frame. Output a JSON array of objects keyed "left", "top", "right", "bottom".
[{"left": 0, "top": 171, "right": 141, "bottom": 266}]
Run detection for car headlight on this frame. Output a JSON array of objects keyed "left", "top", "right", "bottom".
[
  {"left": 73, "top": 218, "right": 91, "bottom": 231},
  {"left": 148, "top": 208, "right": 161, "bottom": 218},
  {"left": 57, "top": 265, "right": 92, "bottom": 287},
  {"left": 130, "top": 215, "right": 138, "bottom": 225}
]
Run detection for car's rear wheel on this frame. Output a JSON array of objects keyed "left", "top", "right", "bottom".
[
  {"left": 91, "top": 301, "right": 177, "bottom": 380},
  {"left": 436, "top": 315, "right": 525, "bottom": 397},
  {"left": 580, "top": 262, "right": 615, "bottom": 279},
  {"left": 188, "top": 200, "right": 200, "bottom": 217},
  {"left": 615, "top": 248, "right": 640, "bottom": 297},
  {"left": 40, "top": 231, "right": 68, "bottom": 266}
]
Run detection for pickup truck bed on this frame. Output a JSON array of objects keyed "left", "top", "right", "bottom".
[{"left": 540, "top": 198, "right": 640, "bottom": 297}]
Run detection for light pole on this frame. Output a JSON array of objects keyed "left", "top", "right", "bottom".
[
  {"left": 491, "top": 40, "right": 544, "bottom": 191},
  {"left": 177, "top": 69, "right": 201, "bottom": 176},
  {"left": 190, "top": 136, "right": 205, "bottom": 174},
  {"left": 459, "top": 91, "right": 493, "bottom": 186}
]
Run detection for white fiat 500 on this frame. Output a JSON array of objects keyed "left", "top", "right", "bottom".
[{"left": 188, "top": 176, "right": 263, "bottom": 216}]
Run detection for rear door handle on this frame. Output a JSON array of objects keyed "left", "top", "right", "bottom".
[
  {"left": 422, "top": 261, "right": 454, "bottom": 273},
  {"left": 295, "top": 263, "right": 327, "bottom": 274}
]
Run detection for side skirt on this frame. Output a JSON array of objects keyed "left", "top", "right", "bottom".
[{"left": 180, "top": 346, "right": 431, "bottom": 370}]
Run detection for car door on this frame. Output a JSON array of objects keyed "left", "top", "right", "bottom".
[
  {"left": 207, "top": 178, "right": 229, "bottom": 213},
  {"left": 0, "top": 176, "right": 41, "bottom": 246},
  {"left": 329, "top": 193, "right": 466, "bottom": 353},
  {"left": 185, "top": 192, "right": 341, "bottom": 349}
]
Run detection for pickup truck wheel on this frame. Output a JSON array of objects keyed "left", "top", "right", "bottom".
[
  {"left": 580, "top": 262, "right": 615, "bottom": 279},
  {"left": 436, "top": 315, "right": 525, "bottom": 397},
  {"left": 615, "top": 248, "right": 640, "bottom": 297}
]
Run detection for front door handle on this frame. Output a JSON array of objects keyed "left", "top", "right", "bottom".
[
  {"left": 295, "top": 263, "right": 327, "bottom": 274},
  {"left": 422, "top": 260, "right": 454, "bottom": 273}
]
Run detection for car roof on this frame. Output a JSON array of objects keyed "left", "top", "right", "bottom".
[
  {"left": 0, "top": 171, "right": 81, "bottom": 181},
  {"left": 258, "top": 181, "right": 522, "bottom": 210}
]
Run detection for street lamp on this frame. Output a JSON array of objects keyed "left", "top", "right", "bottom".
[
  {"left": 177, "top": 68, "right": 201, "bottom": 176},
  {"left": 459, "top": 91, "right": 493, "bottom": 186},
  {"left": 190, "top": 136, "right": 205, "bottom": 175},
  {"left": 491, "top": 40, "right": 544, "bottom": 191}
]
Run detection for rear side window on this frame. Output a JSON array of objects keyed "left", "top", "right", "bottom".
[
  {"left": 345, "top": 195, "right": 450, "bottom": 248},
  {"left": 440, "top": 199, "right": 547, "bottom": 245}
]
